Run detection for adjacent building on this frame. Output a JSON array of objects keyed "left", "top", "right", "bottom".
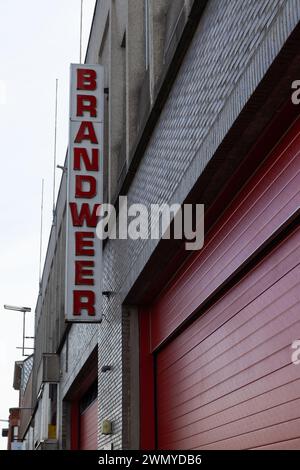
[
  {"left": 6, "top": 408, "right": 20, "bottom": 450},
  {"left": 6, "top": 0, "right": 300, "bottom": 450}
]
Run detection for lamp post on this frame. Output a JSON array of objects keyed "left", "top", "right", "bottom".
[{"left": 3, "top": 305, "right": 34, "bottom": 357}]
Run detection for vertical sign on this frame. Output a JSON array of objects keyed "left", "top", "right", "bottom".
[{"left": 65, "top": 64, "right": 104, "bottom": 322}]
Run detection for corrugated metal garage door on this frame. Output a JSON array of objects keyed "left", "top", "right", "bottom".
[
  {"left": 151, "top": 116, "right": 300, "bottom": 351},
  {"left": 79, "top": 400, "right": 98, "bottom": 450},
  {"left": 157, "top": 227, "right": 300, "bottom": 449},
  {"left": 153, "top": 117, "right": 300, "bottom": 449},
  {"left": 79, "top": 381, "right": 98, "bottom": 450}
]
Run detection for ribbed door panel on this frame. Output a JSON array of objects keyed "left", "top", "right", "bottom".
[
  {"left": 79, "top": 400, "right": 98, "bottom": 450},
  {"left": 156, "top": 228, "right": 300, "bottom": 449},
  {"left": 151, "top": 119, "right": 300, "bottom": 350},
  {"left": 158, "top": 228, "right": 300, "bottom": 372}
]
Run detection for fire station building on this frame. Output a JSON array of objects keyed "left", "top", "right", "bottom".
[{"left": 13, "top": 0, "right": 300, "bottom": 450}]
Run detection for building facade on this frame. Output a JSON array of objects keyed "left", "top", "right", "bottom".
[
  {"left": 9, "top": 0, "right": 300, "bottom": 450},
  {"left": 6, "top": 408, "right": 20, "bottom": 450}
]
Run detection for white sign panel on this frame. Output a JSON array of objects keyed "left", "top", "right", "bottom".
[{"left": 65, "top": 64, "right": 104, "bottom": 322}]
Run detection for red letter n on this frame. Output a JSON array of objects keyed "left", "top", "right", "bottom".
[{"left": 73, "top": 148, "right": 99, "bottom": 171}]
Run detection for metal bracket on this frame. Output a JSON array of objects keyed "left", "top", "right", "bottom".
[
  {"left": 57, "top": 165, "right": 67, "bottom": 173},
  {"left": 102, "top": 291, "right": 115, "bottom": 299},
  {"left": 101, "top": 365, "right": 112, "bottom": 373}
]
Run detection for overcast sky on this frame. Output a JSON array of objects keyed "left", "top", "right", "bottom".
[{"left": 0, "top": 0, "right": 96, "bottom": 449}]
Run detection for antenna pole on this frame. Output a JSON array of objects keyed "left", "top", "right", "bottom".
[
  {"left": 39, "top": 179, "right": 44, "bottom": 288},
  {"left": 52, "top": 79, "right": 58, "bottom": 219},
  {"left": 80, "top": 0, "right": 83, "bottom": 63}
]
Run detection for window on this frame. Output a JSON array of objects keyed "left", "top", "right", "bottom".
[
  {"left": 12, "top": 426, "right": 18, "bottom": 441},
  {"left": 49, "top": 383, "right": 57, "bottom": 426}
]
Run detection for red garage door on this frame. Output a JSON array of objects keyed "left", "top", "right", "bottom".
[
  {"left": 79, "top": 381, "right": 98, "bottom": 450},
  {"left": 148, "top": 116, "right": 300, "bottom": 449},
  {"left": 157, "top": 227, "right": 300, "bottom": 449}
]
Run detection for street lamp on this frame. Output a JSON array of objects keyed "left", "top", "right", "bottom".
[{"left": 3, "top": 305, "right": 34, "bottom": 357}]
